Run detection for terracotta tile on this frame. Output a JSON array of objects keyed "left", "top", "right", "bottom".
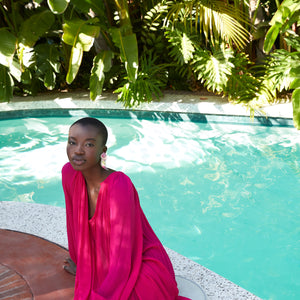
[{"left": 0, "top": 229, "right": 74, "bottom": 299}]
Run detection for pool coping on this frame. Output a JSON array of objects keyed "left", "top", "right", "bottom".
[
  {"left": 0, "top": 90, "right": 294, "bottom": 121},
  {"left": 1, "top": 90, "right": 292, "bottom": 299}
]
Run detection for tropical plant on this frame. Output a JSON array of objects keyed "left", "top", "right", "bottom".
[
  {"left": 59, "top": 0, "right": 140, "bottom": 102},
  {"left": 0, "top": 1, "right": 61, "bottom": 100},
  {"left": 140, "top": 1, "right": 254, "bottom": 97},
  {"left": 163, "top": 0, "right": 250, "bottom": 49},
  {"left": 261, "top": 0, "right": 300, "bottom": 129}
]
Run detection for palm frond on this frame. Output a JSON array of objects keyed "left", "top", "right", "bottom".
[{"left": 164, "top": 0, "right": 250, "bottom": 48}]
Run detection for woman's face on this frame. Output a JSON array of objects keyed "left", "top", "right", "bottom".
[{"left": 67, "top": 124, "right": 105, "bottom": 171}]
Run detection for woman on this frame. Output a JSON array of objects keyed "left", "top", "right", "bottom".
[{"left": 62, "top": 117, "right": 190, "bottom": 300}]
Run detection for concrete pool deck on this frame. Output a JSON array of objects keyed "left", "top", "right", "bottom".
[{"left": 0, "top": 90, "right": 294, "bottom": 299}]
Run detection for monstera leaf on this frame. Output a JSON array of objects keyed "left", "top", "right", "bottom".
[{"left": 62, "top": 18, "right": 100, "bottom": 83}]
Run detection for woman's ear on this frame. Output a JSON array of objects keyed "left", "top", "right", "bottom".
[{"left": 102, "top": 145, "right": 107, "bottom": 153}]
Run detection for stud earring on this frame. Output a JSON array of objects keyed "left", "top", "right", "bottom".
[{"left": 100, "top": 152, "right": 107, "bottom": 169}]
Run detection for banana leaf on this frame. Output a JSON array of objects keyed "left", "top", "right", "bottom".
[
  {"left": 66, "top": 46, "right": 83, "bottom": 84},
  {"left": 18, "top": 10, "right": 55, "bottom": 47},
  {"left": 110, "top": 28, "right": 138, "bottom": 82},
  {"left": 0, "top": 29, "right": 17, "bottom": 68},
  {"left": 62, "top": 18, "right": 100, "bottom": 83},
  {"left": 90, "top": 50, "right": 113, "bottom": 100},
  {"left": 47, "top": 0, "right": 70, "bottom": 14},
  {"left": 0, "top": 65, "right": 14, "bottom": 102},
  {"left": 264, "top": 0, "right": 300, "bottom": 53},
  {"left": 71, "top": 0, "right": 105, "bottom": 17}
]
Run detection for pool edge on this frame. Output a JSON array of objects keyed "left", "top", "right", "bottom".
[{"left": 0, "top": 90, "right": 293, "bottom": 121}]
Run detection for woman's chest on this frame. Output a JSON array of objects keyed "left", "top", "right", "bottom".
[{"left": 87, "top": 187, "right": 100, "bottom": 219}]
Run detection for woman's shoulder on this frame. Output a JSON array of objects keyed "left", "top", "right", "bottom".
[
  {"left": 62, "top": 162, "right": 74, "bottom": 174},
  {"left": 61, "top": 162, "right": 79, "bottom": 182},
  {"left": 106, "top": 170, "right": 131, "bottom": 182},
  {"left": 106, "top": 172, "right": 138, "bottom": 204},
  {"left": 105, "top": 171, "right": 134, "bottom": 189}
]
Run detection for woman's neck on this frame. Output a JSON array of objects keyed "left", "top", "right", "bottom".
[{"left": 82, "top": 166, "right": 106, "bottom": 189}]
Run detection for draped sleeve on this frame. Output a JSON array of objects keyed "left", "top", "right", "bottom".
[
  {"left": 62, "top": 162, "right": 78, "bottom": 264},
  {"left": 93, "top": 172, "right": 143, "bottom": 299}
]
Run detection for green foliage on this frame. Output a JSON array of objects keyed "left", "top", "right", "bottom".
[
  {"left": 164, "top": 0, "right": 250, "bottom": 49},
  {"left": 192, "top": 45, "right": 234, "bottom": 93},
  {"left": 264, "top": 51, "right": 298, "bottom": 93},
  {"left": 62, "top": 18, "right": 100, "bottom": 84},
  {"left": 140, "top": 1, "right": 169, "bottom": 63},
  {"left": 292, "top": 88, "right": 300, "bottom": 130},
  {"left": 0, "top": 65, "right": 14, "bottom": 100},
  {"left": 262, "top": 0, "right": 300, "bottom": 129},
  {"left": 225, "top": 52, "right": 260, "bottom": 103},
  {"left": 18, "top": 10, "right": 55, "bottom": 47},
  {"left": 142, "top": 1, "right": 169, "bottom": 31},
  {"left": 110, "top": 28, "right": 138, "bottom": 82},
  {"left": 35, "top": 43, "right": 61, "bottom": 90},
  {"left": 264, "top": 0, "right": 300, "bottom": 53},
  {"left": 115, "top": 53, "right": 168, "bottom": 107},
  {"left": 165, "top": 28, "right": 195, "bottom": 65},
  {"left": 47, "top": 0, "right": 70, "bottom": 14},
  {"left": 0, "top": 28, "right": 17, "bottom": 67},
  {"left": 0, "top": 1, "right": 62, "bottom": 100},
  {"left": 90, "top": 50, "right": 113, "bottom": 100},
  {"left": 71, "top": 0, "right": 106, "bottom": 16}
]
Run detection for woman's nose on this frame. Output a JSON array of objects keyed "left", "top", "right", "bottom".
[{"left": 74, "top": 144, "right": 84, "bottom": 154}]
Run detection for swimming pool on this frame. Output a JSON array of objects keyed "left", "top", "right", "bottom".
[{"left": 0, "top": 111, "right": 299, "bottom": 300}]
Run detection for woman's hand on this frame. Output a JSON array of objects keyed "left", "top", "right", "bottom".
[{"left": 63, "top": 257, "right": 77, "bottom": 275}]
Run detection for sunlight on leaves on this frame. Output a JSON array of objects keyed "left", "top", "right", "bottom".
[
  {"left": 47, "top": 0, "right": 70, "bottom": 14},
  {"left": 0, "top": 29, "right": 17, "bottom": 67}
]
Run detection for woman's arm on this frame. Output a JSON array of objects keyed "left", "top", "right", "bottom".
[
  {"left": 95, "top": 174, "right": 143, "bottom": 299},
  {"left": 62, "top": 163, "right": 78, "bottom": 265}
]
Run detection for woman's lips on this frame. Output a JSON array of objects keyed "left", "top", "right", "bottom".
[{"left": 72, "top": 157, "right": 85, "bottom": 166}]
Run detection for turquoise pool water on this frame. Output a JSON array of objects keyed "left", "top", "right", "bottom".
[{"left": 0, "top": 113, "right": 299, "bottom": 300}]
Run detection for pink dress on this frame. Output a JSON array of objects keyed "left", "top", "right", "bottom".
[{"left": 62, "top": 163, "right": 190, "bottom": 300}]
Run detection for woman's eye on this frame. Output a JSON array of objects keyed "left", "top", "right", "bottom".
[
  {"left": 68, "top": 140, "right": 75, "bottom": 145},
  {"left": 86, "top": 143, "right": 94, "bottom": 147}
]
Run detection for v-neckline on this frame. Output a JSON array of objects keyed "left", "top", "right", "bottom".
[{"left": 85, "top": 171, "right": 117, "bottom": 222}]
